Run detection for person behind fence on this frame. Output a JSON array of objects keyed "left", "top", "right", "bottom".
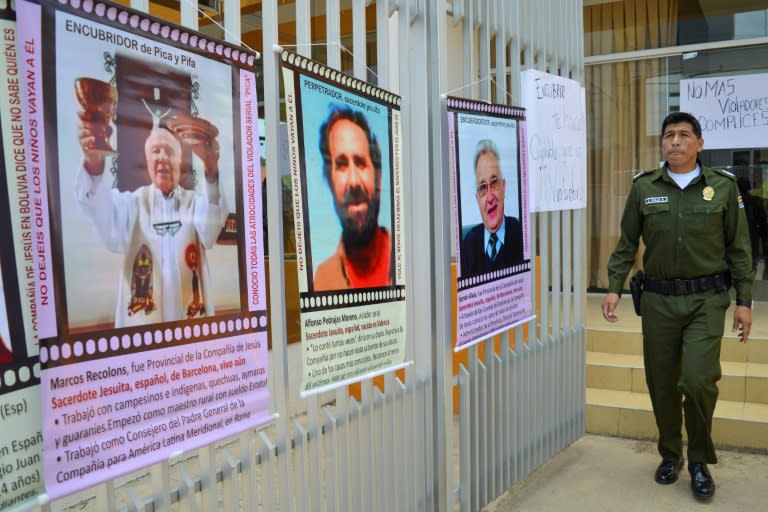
[
  {"left": 736, "top": 177, "right": 767, "bottom": 271},
  {"left": 601, "top": 111, "right": 753, "bottom": 500},
  {"left": 459, "top": 139, "right": 524, "bottom": 278},
  {"left": 313, "top": 105, "right": 391, "bottom": 290},
  {"left": 76, "top": 108, "right": 228, "bottom": 327}
]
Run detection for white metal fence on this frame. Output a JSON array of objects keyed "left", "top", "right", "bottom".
[{"left": 22, "top": 1, "right": 585, "bottom": 511}]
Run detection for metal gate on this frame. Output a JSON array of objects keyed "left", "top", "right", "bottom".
[{"left": 26, "top": 1, "right": 585, "bottom": 511}]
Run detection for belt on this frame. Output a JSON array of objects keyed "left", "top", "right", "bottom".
[{"left": 643, "top": 273, "right": 731, "bottom": 296}]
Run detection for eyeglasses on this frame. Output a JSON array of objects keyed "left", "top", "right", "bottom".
[
  {"left": 476, "top": 176, "right": 501, "bottom": 198},
  {"left": 153, "top": 220, "right": 182, "bottom": 237}
]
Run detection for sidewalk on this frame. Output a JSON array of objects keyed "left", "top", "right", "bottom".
[{"left": 482, "top": 434, "right": 768, "bottom": 512}]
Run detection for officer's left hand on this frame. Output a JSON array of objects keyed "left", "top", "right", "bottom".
[
  {"left": 732, "top": 306, "right": 752, "bottom": 343},
  {"left": 602, "top": 293, "right": 620, "bottom": 323}
]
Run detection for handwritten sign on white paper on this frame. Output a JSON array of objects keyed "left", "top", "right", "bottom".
[
  {"left": 680, "top": 72, "right": 768, "bottom": 150},
  {"left": 521, "top": 69, "right": 586, "bottom": 212}
]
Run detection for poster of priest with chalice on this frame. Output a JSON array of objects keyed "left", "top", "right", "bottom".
[{"left": 57, "top": 42, "right": 241, "bottom": 332}]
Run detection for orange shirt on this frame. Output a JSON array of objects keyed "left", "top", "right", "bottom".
[{"left": 314, "top": 228, "right": 392, "bottom": 290}]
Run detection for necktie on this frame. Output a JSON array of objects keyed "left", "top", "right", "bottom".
[{"left": 488, "top": 233, "right": 498, "bottom": 260}]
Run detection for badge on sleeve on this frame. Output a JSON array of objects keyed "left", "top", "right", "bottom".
[{"left": 702, "top": 186, "right": 714, "bottom": 201}]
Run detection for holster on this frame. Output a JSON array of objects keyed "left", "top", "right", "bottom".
[{"left": 629, "top": 270, "right": 645, "bottom": 316}]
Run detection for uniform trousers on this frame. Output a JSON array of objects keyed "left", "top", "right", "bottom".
[{"left": 640, "top": 288, "right": 730, "bottom": 464}]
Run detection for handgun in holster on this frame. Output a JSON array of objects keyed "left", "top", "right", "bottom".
[{"left": 629, "top": 270, "right": 644, "bottom": 316}]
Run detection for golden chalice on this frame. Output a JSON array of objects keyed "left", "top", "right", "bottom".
[
  {"left": 75, "top": 77, "right": 118, "bottom": 156},
  {"left": 166, "top": 114, "right": 219, "bottom": 147}
]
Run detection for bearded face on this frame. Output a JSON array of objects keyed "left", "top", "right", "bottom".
[{"left": 327, "top": 119, "right": 382, "bottom": 248}]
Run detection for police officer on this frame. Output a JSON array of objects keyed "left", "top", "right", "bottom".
[{"left": 601, "top": 112, "right": 753, "bottom": 500}]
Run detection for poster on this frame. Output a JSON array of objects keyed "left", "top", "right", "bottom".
[
  {"left": 0, "top": 7, "right": 44, "bottom": 509},
  {"left": 521, "top": 69, "right": 586, "bottom": 212},
  {"left": 680, "top": 72, "right": 768, "bottom": 150},
  {"left": 280, "top": 50, "right": 408, "bottom": 395},
  {"left": 17, "top": 0, "right": 270, "bottom": 499},
  {"left": 446, "top": 97, "right": 534, "bottom": 350}
]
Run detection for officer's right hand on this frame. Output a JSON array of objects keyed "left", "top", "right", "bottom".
[{"left": 602, "top": 293, "right": 620, "bottom": 322}]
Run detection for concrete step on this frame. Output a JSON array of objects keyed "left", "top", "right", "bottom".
[
  {"left": 588, "top": 328, "right": 768, "bottom": 364},
  {"left": 586, "top": 388, "right": 768, "bottom": 451},
  {"left": 587, "top": 328, "right": 768, "bottom": 364},
  {"left": 587, "top": 352, "right": 768, "bottom": 404}
]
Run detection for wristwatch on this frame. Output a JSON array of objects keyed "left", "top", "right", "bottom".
[{"left": 736, "top": 299, "right": 752, "bottom": 308}]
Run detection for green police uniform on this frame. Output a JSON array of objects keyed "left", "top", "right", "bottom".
[{"left": 607, "top": 164, "right": 753, "bottom": 464}]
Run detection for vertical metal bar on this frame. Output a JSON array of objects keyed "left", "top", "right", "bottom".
[
  {"left": 239, "top": 431, "right": 255, "bottom": 512},
  {"left": 258, "top": 433, "right": 276, "bottom": 511},
  {"left": 563, "top": 211, "right": 573, "bottom": 446},
  {"left": 327, "top": 0, "right": 341, "bottom": 68},
  {"left": 323, "top": 405, "right": 340, "bottom": 512},
  {"left": 394, "top": 376, "right": 407, "bottom": 511},
  {"left": 480, "top": 0, "right": 494, "bottom": 481},
  {"left": 262, "top": 1, "right": 292, "bottom": 509},
  {"left": 198, "top": 445, "right": 217, "bottom": 511},
  {"left": 149, "top": 462, "right": 170, "bottom": 511},
  {"left": 510, "top": 2, "right": 521, "bottom": 105},
  {"left": 308, "top": 398, "right": 322, "bottom": 512},
  {"left": 180, "top": 0, "right": 198, "bottom": 30},
  {"left": 574, "top": 206, "right": 586, "bottom": 436},
  {"left": 296, "top": 0, "right": 312, "bottom": 57},
  {"left": 94, "top": 482, "right": 116, "bottom": 512},
  {"left": 551, "top": 211, "right": 561, "bottom": 456},
  {"left": 349, "top": 397, "right": 362, "bottom": 511},
  {"left": 130, "top": 0, "right": 149, "bottom": 13},
  {"left": 493, "top": 352, "right": 502, "bottom": 500},
  {"left": 363, "top": 385, "right": 374, "bottom": 512},
  {"left": 376, "top": 0, "right": 390, "bottom": 88},
  {"left": 461, "top": 2, "right": 478, "bottom": 504},
  {"left": 373, "top": 387, "right": 386, "bottom": 512},
  {"left": 353, "top": 0, "right": 366, "bottom": 79},
  {"left": 177, "top": 466, "right": 199, "bottom": 512},
  {"left": 495, "top": 0, "right": 507, "bottom": 105},
  {"left": 462, "top": 0, "right": 475, "bottom": 98},
  {"left": 334, "top": 388, "right": 350, "bottom": 510},
  {"left": 478, "top": 0, "right": 491, "bottom": 101},
  {"left": 459, "top": 365, "right": 471, "bottom": 512},
  {"left": 500, "top": 335, "right": 510, "bottom": 491},
  {"left": 407, "top": 367, "right": 419, "bottom": 511},
  {"left": 292, "top": 420, "right": 309, "bottom": 512},
  {"left": 223, "top": 0, "right": 240, "bottom": 44},
  {"left": 220, "top": 449, "right": 238, "bottom": 512},
  {"left": 382, "top": 374, "right": 394, "bottom": 512}
]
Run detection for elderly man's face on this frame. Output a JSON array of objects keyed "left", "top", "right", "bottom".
[
  {"left": 328, "top": 119, "right": 381, "bottom": 247},
  {"left": 475, "top": 151, "right": 505, "bottom": 233},
  {"left": 145, "top": 128, "right": 182, "bottom": 195}
]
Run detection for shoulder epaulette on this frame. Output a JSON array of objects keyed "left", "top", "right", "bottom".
[
  {"left": 714, "top": 168, "right": 735, "bottom": 179},
  {"left": 633, "top": 170, "right": 653, "bottom": 181}
]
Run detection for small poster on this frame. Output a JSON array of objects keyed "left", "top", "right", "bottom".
[
  {"left": 446, "top": 97, "right": 534, "bottom": 350},
  {"left": 521, "top": 69, "right": 587, "bottom": 212},
  {"left": 18, "top": 0, "right": 270, "bottom": 499},
  {"left": 680, "top": 72, "right": 768, "bottom": 150},
  {"left": 0, "top": 6, "right": 44, "bottom": 509},
  {"left": 281, "top": 50, "right": 408, "bottom": 395}
]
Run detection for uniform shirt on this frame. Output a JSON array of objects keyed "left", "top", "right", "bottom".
[{"left": 607, "top": 164, "right": 753, "bottom": 301}]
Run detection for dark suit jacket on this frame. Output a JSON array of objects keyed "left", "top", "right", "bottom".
[{"left": 460, "top": 216, "right": 524, "bottom": 278}]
